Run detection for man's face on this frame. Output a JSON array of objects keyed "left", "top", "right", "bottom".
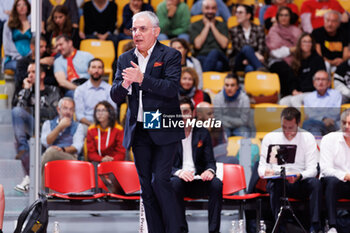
[
  {"left": 281, "top": 117, "right": 298, "bottom": 141},
  {"left": 130, "top": 0, "right": 143, "bottom": 10},
  {"left": 324, "top": 13, "right": 340, "bottom": 34},
  {"left": 196, "top": 105, "right": 214, "bottom": 121},
  {"left": 313, "top": 71, "right": 330, "bottom": 95},
  {"left": 180, "top": 103, "right": 193, "bottom": 123},
  {"left": 58, "top": 100, "right": 74, "bottom": 119},
  {"left": 342, "top": 114, "right": 350, "bottom": 137},
  {"left": 224, "top": 78, "right": 239, "bottom": 97},
  {"left": 166, "top": 0, "right": 179, "bottom": 6},
  {"left": 132, "top": 15, "right": 160, "bottom": 54},
  {"left": 202, "top": 0, "right": 217, "bottom": 20},
  {"left": 88, "top": 60, "right": 104, "bottom": 81},
  {"left": 27, "top": 64, "right": 36, "bottom": 84},
  {"left": 56, "top": 38, "right": 73, "bottom": 57}
]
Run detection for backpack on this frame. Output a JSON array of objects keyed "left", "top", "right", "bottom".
[{"left": 14, "top": 195, "right": 48, "bottom": 233}]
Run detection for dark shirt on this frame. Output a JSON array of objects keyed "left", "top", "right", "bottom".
[
  {"left": 42, "top": 0, "right": 79, "bottom": 25},
  {"left": 312, "top": 25, "right": 349, "bottom": 60},
  {"left": 120, "top": 3, "right": 153, "bottom": 33},
  {"left": 83, "top": 1, "right": 117, "bottom": 35},
  {"left": 295, "top": 51, "right": 326, "bottom": 92}
]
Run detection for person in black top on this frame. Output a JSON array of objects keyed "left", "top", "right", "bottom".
[{"left": 279, "top": 33, "right": 326, "bottom": 107}]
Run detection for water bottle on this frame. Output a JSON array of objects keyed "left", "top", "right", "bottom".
[
  {"left": 230, "top": 220, "right": 238, "bottom": 233},
  {"left": 53, "top": 221, "right": 60, "bottom": 233},
  {"left": 259, "top": 220, "right": 266, "bottom": 233},
  {"left": 238, "top": 219, "right": 245, "bottom": 233}
]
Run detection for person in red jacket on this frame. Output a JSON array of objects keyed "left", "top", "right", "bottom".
[{"left": 87, "top": 101, "right": 126, "bottom": 162}]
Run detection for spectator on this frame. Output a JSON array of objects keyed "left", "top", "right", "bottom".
[
  {"left": 53, "top": 34, "right": 94, "bottom": 98},
  {"left": 2, "top": 0, "right": 31, "bottom": 72},
  {"left": 258, "top": 107, "right": 322, "bottom": 233},
  {"left": 189, "top": 0, "right": 229, "bottom": 72},
  {"left": 179, "top": 67, "right": 211, "bottom": 107},
  {"left": 82, "top": 0, "right": 118, "bottom": 54},
  {"left": 266, "top": 6, "right": 302, "bottom": 97},
  {"left": 45, "top": 5, "right": 80, "bottom": 50},
  {"left": 312, "top": 10, "right": 349, "bottom": 73},
  {"left": 229, "top": 4, "right": 265, "bottom": 73},
  {"left": 301, "top": 0, "right": 347, "bottom": 33},
  {"left": 334, "top": 58, "right": 350, "bottom": 103},
  {"left": 74, "top": 58, "right": 116, "bottom": 127},
  {"left": 0, "top": 184, "right": 3, "bottom": 233},
  {"left": 13, "top": 63, "right": 61, "bottom": 192},
  {"left": 171, "top": 97, "right": 222, "bottom": 233},
  {"left": 0, "top": 0, "right": 14, "bottom": 50},
  {"left": 42, "top": 0, "right": 79, "bottom": 32},
  {"left": 303, "top": 70, "right": 342, "bottom": 136},
  {"left": 279, "top": 33, "right": 326, "bottom": 107},
  {"left": 119, "top": 0, "right": 154, "bottom": 40},
  {"left": 157, "top": 0, "right": 190, "bottom": 41},
  {"left": 14, "top": 36, "right": 57, "bottom": 105},
  {"left": 196, "top": 101, "right": 239, "bottom": 164},
  {"left": 40, "top": 97, "right": 85, "bottom": 185},
  {"left": 320, "top": 109, "right": 350, "bottom": 233},
  {"left": 213, "top": 73, "right": 251, "bottom": 138},
  {"left": 191, "top": 0, "right": 231, "bottom": 22},
  {"left": 263, "top": 0, "right": 299, "bottom": 30},
  {"left": 87, "top": 101, "right": 126, "bottom": 163},
  {"left": 170, "top": 38, "right": 203, "bottom": 89}
]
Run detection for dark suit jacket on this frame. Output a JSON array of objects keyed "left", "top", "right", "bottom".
[
  {"left": 110, "top": 41, "right": 185, "bottom": 148},
  {"left": 172, "top": 127, "right": 216, "bottom": 176}
]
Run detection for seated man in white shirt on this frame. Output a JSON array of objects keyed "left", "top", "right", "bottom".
[
  {"left": 320, "top": 109, "right": 350, "bottom": 233},
  {"left": 258, "top": 107, "right": 322, "bottom": 233},
  {"left": 171, "top": 97, "right": 222, "bottom": 233}
]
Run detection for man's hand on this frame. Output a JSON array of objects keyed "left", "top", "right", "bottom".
[
  {"left": 122, "top": 61, "right": 144, "bottom": 84},
  {"left": 50, "top": 145, "right": 62, "bottom": 151},
  {"left": 201, "top": 170, "right": 214, "bottom": 181},
  {"left": 97, "top": 33, "right": 109, "bottom": 41},
  {"left": 344, "top": 173, "right": 350, "bottom": 181},
  {"left": 167, "top": 2, "right": 177, "bottom": 18},
  {"left": 255, "top": 52, "right": 265, "bottom": 62},
  {"left": 58, "top": 117, "right": 72, "bottom": 130},
  {"left": 179, "top": 170, "right": 194, "bottom": 182},
  {"left": 330, "top": 58, "right": 343, "bottom": 67},
  {"left": 286, "top": 173, "right": 301, "bottom": 184},
  {"left": 23, "top": 78, "right": 33, "bottom": 89},
  {"left": 264, "top": 169, "right": 274, "bottom": 177},
  {"left": 292, "top": 89, "right": 302, "bottom": 96},
  {"left": 101, "top": 155, "right": 114, "bottom": 162},
  {"left": 40, "top": 56, "right": 54, "bottom": 66}
]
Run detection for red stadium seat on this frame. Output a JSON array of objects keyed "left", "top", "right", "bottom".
[
  {"left": 97, "top": 161, "right": 140, "bottom": 200},
  {"left": 44, "top": 160, "right": 105, "bottom": 200}
]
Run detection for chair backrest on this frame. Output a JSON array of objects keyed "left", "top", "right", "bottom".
[
  {"left": 98, "top": 161, "right": 140, "bottom": 194},
  {"left": 339, "top": 0, "right": 350, "bottom": 11},
  {"left": 254, "top": 103, "right": 287, "bottom": 140},
  {"left": 44, "top": 160, "right": 96, "bottom": 193},
  {"left": 119, "top": 102, "right": 128, "bottom": 124},
  {"left": 116, "top": 0, "right": 129, "bottom": 28},
  {"left": 190, "top": 15, "right": 223, "bottom": 23},
  {"left": 79, "top": 39, "right": 115, "bottom": 76},
  {"left": 117, "top": 39, "right": 133, "bottom": 59},
  {"left": 202, "top": 71, "right": 227, "bottom": 94},
  {"left": 151, "top": 0, "right": 164, "bottom": 11},
  {"left": 222, "top": 164, "right": 247, "bottom": 195},
  {"left": 244, "top": 71, "right": 280, "bottom": 96}
]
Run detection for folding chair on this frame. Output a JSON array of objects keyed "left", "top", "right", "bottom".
[{"left": 44, "top": 160, "right": 105, "bottom": 200}]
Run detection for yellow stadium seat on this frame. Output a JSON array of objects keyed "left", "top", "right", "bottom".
[
  {"left": 341, "top": 104, "right": 350, "bottom": 113},
  {"left": 79, "top": 15, "right": 84, "bottom": 33},
  {"left": 160, "top": 40, "right": 170, "bottom": 46},
  {"left": 119, "top": 102, "right": 128, "bottom": 124},
  {"left": 1, "top": 45, "right": 15, "bottom": 76},
  {"left": 151, "top": 0, "right": 164, "bottom": 11},
  {"left": 190, "top": 15, "right": 224, "bottom": 23},
  {"left": 117, "top": 39, "right": 133, "bottom": 58},
  {"left": 339, "top": 0, "right": 350, "bottom": 11},
  {"left": 116, "top": 0, "right": 129, "bottom": 28},
  {"left": 202, "top": 71, "right": 227, "bottom": 94},
  {"left": 244, "top": 71, "right": 280, "bottom": 105},
  {"left": 227, "top": 16, "right": 260, "bottom": 28},
  {"left": 227, "top": 136, "right": 243, "bottom": 156},
  {"left": 294, "top": 0, "right": 303, "bottom": 11},
  {"left": 80, "top": 39, "right": 115, "bottom": 84},
  {"left": 254, "top": 103, "right": 287, "bottom": 140}
]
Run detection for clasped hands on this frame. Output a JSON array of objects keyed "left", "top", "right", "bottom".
[
  {"left": 179, "top": 170, "right": 214, "bottom": 182},
  {"left": 122, "top": 61, "right": 144, "bottom": 88}
]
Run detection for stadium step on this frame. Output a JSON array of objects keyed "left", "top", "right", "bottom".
[{"left": 0, "top": 142, "right": 16, "bottom": 160}]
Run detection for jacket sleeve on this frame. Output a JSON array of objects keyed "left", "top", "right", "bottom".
[{"left": 87, "top": 128, "right": 102, "bottom": 162}]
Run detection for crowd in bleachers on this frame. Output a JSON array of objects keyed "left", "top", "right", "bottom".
[{"left": 1, "top": 0, "right": 350, "bottom": 231}]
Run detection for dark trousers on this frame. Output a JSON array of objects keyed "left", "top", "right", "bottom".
[
  {"left": 266, "top": 178, "right": 322, "bottom": 229},
  {"left": 132, "top": 123, "right": 181, "bottom": 233},
  {"left": 269, "top": 61, "right": 296, "bottom": 97},
  {"left": 197, "top": 49, "right": 229, "bottom": 72},
  {"left": 322, "top": 177, "right": 350, "bottom": 226},
  {"left": 171, "top": 176, "right": 223, "bottom": 233}
]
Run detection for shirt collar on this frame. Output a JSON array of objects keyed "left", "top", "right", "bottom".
[
  {"left": 134, "top": 40, "right": 157, "bottom": 59},
  {"left": 86, "top": 79, "right": 105, "bottom": 90},
  {"left": 316, "top": 88, "right": 330, "bottom": 98}
]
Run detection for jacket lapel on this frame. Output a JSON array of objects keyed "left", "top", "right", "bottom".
[{"left": 145, "top": 41, "right": 163, "bottom": 76}]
